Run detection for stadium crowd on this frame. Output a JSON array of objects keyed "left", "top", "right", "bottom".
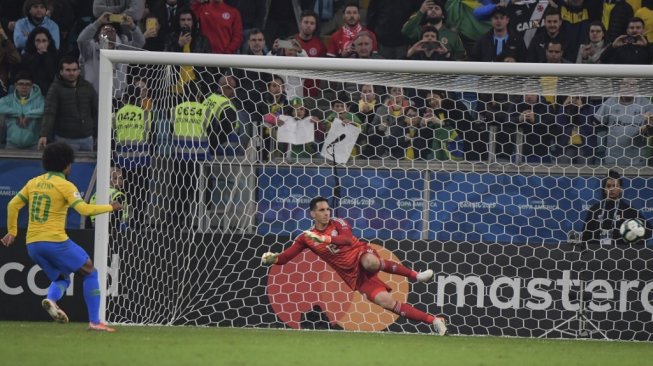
[{"left": 1, "top": 0, "right": 653, "bottom": 166}]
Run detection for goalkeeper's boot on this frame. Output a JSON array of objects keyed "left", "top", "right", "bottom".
[
  {"left": 416, "top": 269, "right": 434, "bottom": 283},
  {"left": 432, "top": 317, "right": 447, "bottom": 336},
  {"left": 41, "top": 298, "right": 69, "bottom": 324},
  {"left": 88, "top": 322, "right": 116, "bottom": 332}
]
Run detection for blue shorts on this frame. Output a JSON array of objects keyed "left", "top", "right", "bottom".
[{"left": 26, "top": 239, "right": 89, "bottom": 281}]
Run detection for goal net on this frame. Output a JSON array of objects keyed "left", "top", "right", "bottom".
[{"left": 96, "top": 51, "right": 653, "bottom": 340}]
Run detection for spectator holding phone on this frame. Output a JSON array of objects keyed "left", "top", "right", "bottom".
[
  {"left": 601, "top": 17, "right": 653, "bottom": 64},
  {"left": 576, "top": 21, "right": 608, "bottom": 64},
  {"left": 164, "top": 7, "right": 211, "bottom": 53},
  {"left": 77, "top": 11, "right": 145, "bottom": 96},
  {"left": 406, "top": 25, "right": 451, "bottom": 60}
]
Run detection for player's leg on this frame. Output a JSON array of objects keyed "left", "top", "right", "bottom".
[
  {"left": 359, "top": 275, "right": 447, "bottom": 335},
  {"left": 76, "top": 259, "right": 115, "bottom": 332},
  {"left": 359, "top": 251, "right": 433, "bottom": 282},
  {"left": 26, "top": 242, "right": 70, "bottom": 323}
]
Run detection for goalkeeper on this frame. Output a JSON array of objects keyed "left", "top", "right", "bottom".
[
  {"left": 261, "top": 196, "right": 447, "bottom": 335},
  {"left": 1, "top": 142, "right": 122, "bottom": 332}
]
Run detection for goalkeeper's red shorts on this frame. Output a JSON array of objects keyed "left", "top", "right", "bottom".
[{"left": 356, "top": 246, "right": 392, "bottom": 301}]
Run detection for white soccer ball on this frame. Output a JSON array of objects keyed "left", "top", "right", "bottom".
[{"left": 619, "top": 218, "right": 645, "bottom": 243}]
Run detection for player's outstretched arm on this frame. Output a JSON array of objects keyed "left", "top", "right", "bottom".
[
  {"left": 72, "top": 200, "right": 122, "bottom": 216},
  {"left": 303, "top": 230, "right": 331, "bottom": 243},
  {"left": 261, "top": 252, "right": 279, "bottom": 266}
]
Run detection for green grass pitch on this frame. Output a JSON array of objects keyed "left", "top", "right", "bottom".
[{"left": 1, "top": 322, "right": 652, "bottom": 366}]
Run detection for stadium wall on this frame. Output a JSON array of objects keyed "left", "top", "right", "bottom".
[{"left": 3, "top": 231, "right": 650, "bottom": 340}]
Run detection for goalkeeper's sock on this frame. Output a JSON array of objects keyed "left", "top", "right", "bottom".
[
  {"left": 83, "top": 270, "right": 101, "bottom": 324},
  {"left": 47, "top": 278, "right": 71, "bottom": 302},
  {"left": 380, "top": 259, "right": 418, "bottom": 280},
  {"left": 392, "top": 301, "right": 435, "bottom": 325}
]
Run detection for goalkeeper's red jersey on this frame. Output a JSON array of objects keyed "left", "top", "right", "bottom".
[{"left": 275, "top": 218, "right": 369, "bottom": 290}]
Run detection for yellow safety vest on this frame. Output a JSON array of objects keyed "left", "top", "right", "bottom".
[
  {"left": 114, "top": 104, "right": 150, "bottom": 166},
  {"left": 89, "top": 188, "right": 128, "bottom": 222},
  {"left": 203, "top": 93, "right": 239, "bottom": 129},
  {"left": 114, "top": 104, "right": 149, "bottom": 143},
  {"left": 172, "top": 101, "right": 209, "bottom": 139},
  {"left": 172, "top": 101, "right": 210, "bottom": 159}
]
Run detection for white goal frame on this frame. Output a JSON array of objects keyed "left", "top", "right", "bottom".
[{"left": 96, "top": 49, "right": 653, "bottom": 322}]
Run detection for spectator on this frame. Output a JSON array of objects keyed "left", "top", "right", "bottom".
[
  {"left": 323, "top": 98, "right": 362, "bottom": 156},
  {"left": 20, "top": 27, "right": 58, "bottom": 95},
  {"left": 634, "top": 0, "right": 653, "bottom": 42},
  {"left": 77, "top": 12, "right": 145, "bottom": 97},
  {"left": 39, "top": 57, "right": 98, "bottom": 151},
  {"left": 246, "top": 28, "right": 266, "bottom": 55},
  {"left": 93, "top": 0, "right": 146, "bottom": 22},
  {"left": 473, "top": 0, "right": 550, "bottom": 49},
  {"left": 419, "top": 90, "right": 465, "bottom": 161},
  {"left": 141, "top": 15, "right": 163, "bottom": 51},
  {"left": 384, "top": 104, "right": 417, "bottom": 160},
  {"left": 366, "top": 0, "right": 421, "bottom": 59},
  {"left": 0, "top": 72, "right": 44, "bottom": 149},
  {"left": 191, "top": 0, "right": 243, "bottom": 54},
  {"left": 13, "top": 0, "right": 60, "bottom": 53},
  {"left": 146, "top": 0, "right": 184, "bottom": 50},
  {"left": 555, "top": 96, "right": 598, "bottom": 165},
  {"left": 594, "top": 79, "right": 653, "bottom": 166},
  {"left": 469, "top": 6, "right": 525, "bottom": 62},
  {"left": 582, "top": 169, "right": 652, "bottom": 246},
  {"left": 526, "top": 7, "right": 573, "bottom": 63},
  {"left": 260, "top": 0, "right": 313, "bottom": 52},
  {"left": 511, "top": 92, "right": 557, "bottom": 164},
  {"left": 269, "top": 38, "right": 307, "bottom": 100},
  {"left": 406, "top": 25, "right": 452, "bottom": 60},
  {"left": 442, "top": 0, "right": 491, "bottom": 51},
  {"left": 601, "top": 17, "right": 653, "bottom": 64},
  {"left": 552, "top": 0, "right": 592, "bottom": 60},
  {"left": 576, "top": 21, "right": 608, "bottom": 63},
  {"left": 544, "top": 39, "right": 572, "bottom": 63},
  {"left": 0, "top": 23, "right": 20, "bottom": 97},
  {"left": 292, "top": 10, "right": 326, "bottom": 58},
  {"left": 476, "top": 88, "right": 516, "bottom": 163},
  {"left": 402, "top": 0, "right": 466, "bottom": 60},
  {"left": 349, "top": 31, "right": 383, "bottom": 59},
  {"left": 602, "top": 0, "right": 635, "bottom": 41},
  {"left": 164, "top": 7, "right": 211, "bottom": 53},
  {"left": 350, "top": 83, "right": 379, "bottom": 158},
  {"left": 256, "top": 74, "right": 288, "bottom": 161},
  {"left": 270, "top": 97, "right": 321, "bottom": 159},
  {"left": 327, "top": 2, "right": 378, "bottom": 58},
  {"left": 371, "top": 86, "right": 412, "bottom": 158}
]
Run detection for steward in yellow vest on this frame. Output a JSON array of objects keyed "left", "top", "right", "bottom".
[
  {"left": 171, "top": 100, "right": 210, "bottom": 160},
  {"left": 203, "top": 76, "right": 238, "bottom": 155},
  {"left": 114, "top": 102, "right": 151, "bottom": 169}
]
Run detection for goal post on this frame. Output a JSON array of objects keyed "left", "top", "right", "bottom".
[{"left": 96, "top": 50, "right": 653, "bottom": 339}]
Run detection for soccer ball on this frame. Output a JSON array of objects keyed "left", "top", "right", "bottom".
[{"left": 619, "top": 218, "right": 645, "bottom": 243}]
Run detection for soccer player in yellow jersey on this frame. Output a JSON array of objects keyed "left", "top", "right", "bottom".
[{"left": 1, "top": 142, "right": 122, "bottom": 332}]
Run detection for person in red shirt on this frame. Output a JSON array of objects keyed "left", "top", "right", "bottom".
[
  {"left": 326, "top": 2, "right": 378, "bottom": 57},
  {"left": 262, "top": 196, "right": 447, "bottom": 335},
  {"left": 190, "top": 0, "right": 242, "bottom": 54},
  {"left": 292, "top": 10, "right": 326, "bottom": 98}
]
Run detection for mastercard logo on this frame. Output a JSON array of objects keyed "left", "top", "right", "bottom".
[{"left": 266, "top": 244, "right": 409, "bottom": 331}]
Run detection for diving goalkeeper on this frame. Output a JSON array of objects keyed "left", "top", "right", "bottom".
[
  {"left": 261, "top": 196, "right": 447, "bottom": 335},
  {"left": 1, "top": 142, "right": 122, "bottom": 332}
]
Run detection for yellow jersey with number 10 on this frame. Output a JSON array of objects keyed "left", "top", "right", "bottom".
[{"left": 7, "top": 172, "right": 113, "bottom": 244}]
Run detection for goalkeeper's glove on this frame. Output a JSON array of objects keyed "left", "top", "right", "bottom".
[
  {"left": 303, "top": 230, "right": 331, "bottom": 244},
  {"left": 261, "top": 252, "right": 279, "bottom": 266}
]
